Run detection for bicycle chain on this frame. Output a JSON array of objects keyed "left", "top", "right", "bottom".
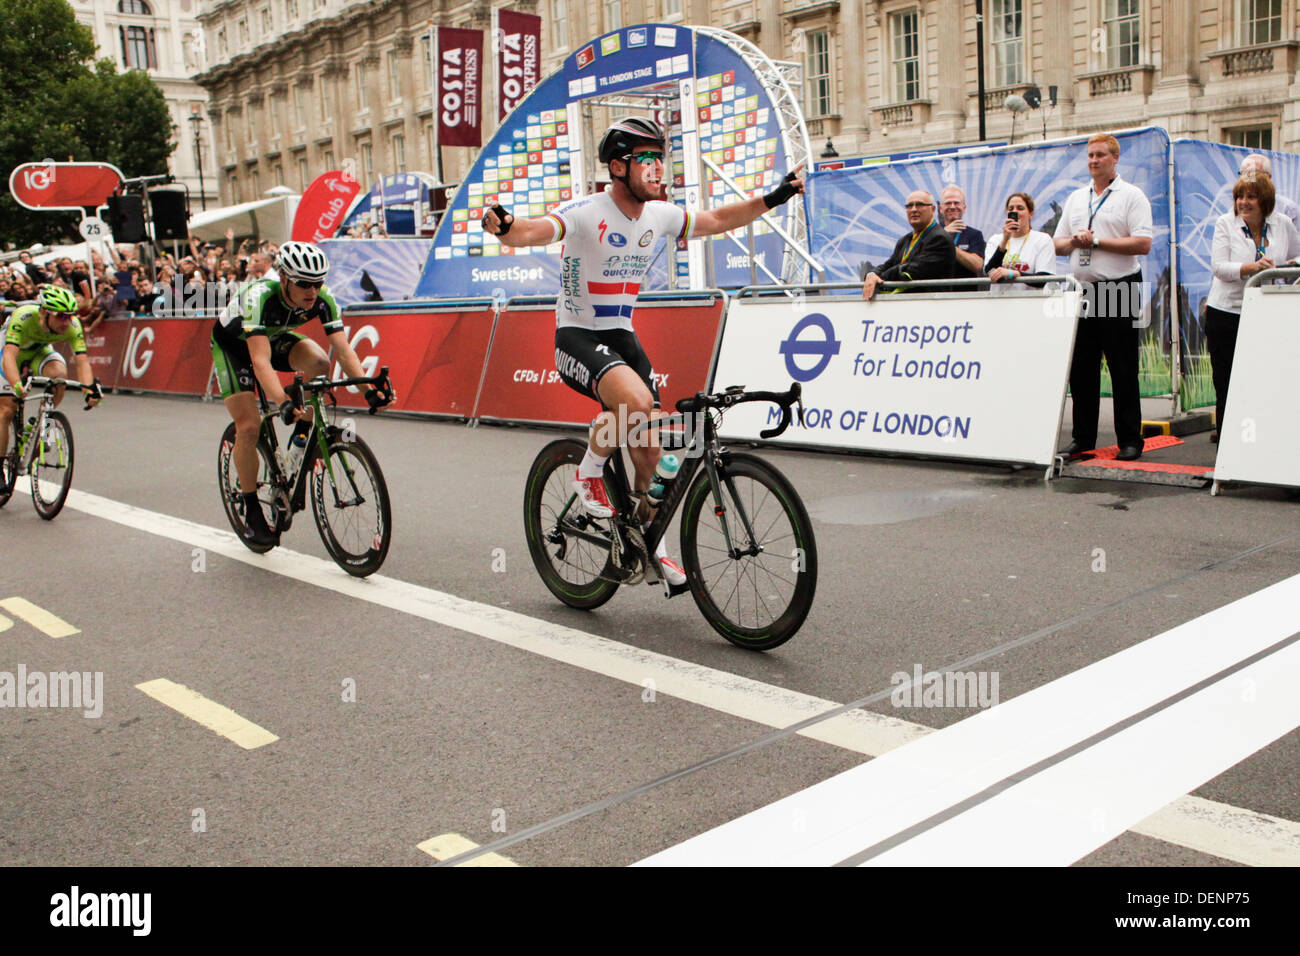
[{"left": 603, "top": 521, "right": 648, "bottom": 586}]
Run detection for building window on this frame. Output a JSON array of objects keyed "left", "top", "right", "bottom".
[
  {"left": 355, "top": 62, "right": 367, "bottom": 111},
  {"left": 551, "top": 0, "right": 567, "bottom": 48},
  {"left": 805, "top": 30, "right": 831, "bottom": 117},
  {"left": 285, "top": 0, "right": 298, "bottom": 22},
  {"left": 662, "top": 0, "right": 681, "bottom": 17},
  {"left": 360, "top": 141, "right": 372, "bottom": 184},
  {"left": 990, "top": 0, "right": 1024, "bottom": 86},
  {"left": 1226, "top": 126, "right": 1273, "bottom": 150},
  {"left": 120, "top": 26, "right": 157, "bottom": 70},
  {"left": 230, "top": 175, "right": 240, "bottom": 203},
  {"left": 323, "top": 149, "right": 334, "bottom": 170},
  {"left": 225, "top": 116, "right": 233, "bottom": 150},
  {"left": 604, "top": 0, "right": 622, "bottom": 30},
  {"left": 387, "top": 50, "right": 400, "bottom": 100},
  {"left": 392, "top": 133, "right": 406, "bottom": 173},
  {"left": 1102, "top": 0, "right": 1140, "bottom": 69},
  {"left": 260, "top": 7, "right": 273, "bottom": 36},
  {"left": 252, "top": 168, "right": 261, "bottom": 197},
  {"left": 890, "top": 9, "right": 921, "bottom": 102},
  {"left": 118, "top": 0, "right": 152, "bottom": 13},
  {"left": 298, "top": 156, "right": 309, "bottom": 189},
  {"left": 1238, "top": 0, "right": 1282, "bottom": 45},
  {"left": 293, "top": 85, "right": 304, "bottom": 127},
  {"left": 216, "top": 27, "right": 227, "bottom": 58},
  {"left": 422, "top": 34, "right": 432, "bottom": 89},
  {"left": 318, "top": 74, "right": 329, "bottom": 121},
  {"left": 238, "top": 18, "right": 249, "bottom": 47}
]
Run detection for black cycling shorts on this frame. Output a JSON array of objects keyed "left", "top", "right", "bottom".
[
  {"left": 210, "top": 330, "right": 305, "bottom": 399},
  {"left": 554, "top": 327, "right": 660, "bottom": 409}
]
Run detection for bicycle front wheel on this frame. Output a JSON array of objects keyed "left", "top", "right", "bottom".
[
  {"left": 30, "top": 411, "right": 74, "bottom": 520},
  {"left": 217, "top": 421, "right": 279, "bottom": 554},
  {"left": 679, "top": 453, "right": 817, "bottom": 650},
  {"left": 523, "top": 438, "right": 619, "bottom": 610},
  {"left": 310, "top": 434, "right": 391, "bottom": 577}
]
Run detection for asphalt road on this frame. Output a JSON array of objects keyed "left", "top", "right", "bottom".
[{"left": 1, "top": 392, "right": 1296, "bottom": 868}]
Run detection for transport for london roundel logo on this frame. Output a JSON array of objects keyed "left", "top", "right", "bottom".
[{"left": 778, "top": 313, "right": 841, "bottom": 381}]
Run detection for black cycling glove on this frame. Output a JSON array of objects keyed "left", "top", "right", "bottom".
[
  {"left": 763, "top": 171, "right": 803, "bottom": 209},
  {"left": 481, "top": 203, "right": 513, "bottom": 236}
]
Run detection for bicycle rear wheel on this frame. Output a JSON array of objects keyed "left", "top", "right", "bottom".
[
  {"left": 217, "top": 421, "right": 280, "bottom": 554},
  {"left": 0, "top": 421, "right": 16, "bottom": 507},
  {"left": 310, "top": 433, "right": 391, "bottom": 577},
  {"left": 30, "top": 411, "right": 74, "bottom": 520},
  {"left": 524, "top": 438, "right": 619, "bottom": 610},
  {"left": 679, "top": 453, "right": 817, "bottom": 650}
]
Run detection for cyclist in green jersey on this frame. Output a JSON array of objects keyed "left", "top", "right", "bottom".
[
  {"left": 1, "top": 286, "right": 102, "bottom": 467},
  {"left": 211, "top": 241, "right": 393, "bottom": 548}
]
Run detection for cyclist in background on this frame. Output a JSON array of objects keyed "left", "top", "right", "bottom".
[
  {"left": 482, "top": 116, "right": 804, "bottom": 584},
  {"left": 2, "top": 286, "right": 102, "bottom": 485},
  {"left": 211, "top": 241, "right": 392, "bottom": 548}
]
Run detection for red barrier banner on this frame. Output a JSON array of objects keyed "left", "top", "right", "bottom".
[
  {"left": 9, "top": 161, "right": 124, "bottom": 211},
  {"left": 497, "top": 10, "right": 541, "bottom": 120},
  {"left": 81, "top": 317, "right": 134, "bottom": 390},
  {"left": 111, "top": 318, "right": 216, "bottom": 395},
  {"left": 292, "top": 170, "right": 362, "bottom": 242},
  {"left": 437, "top": 28, "right": 484, "bottom": 148},
  {"left": 474, "top": 296, "right": 725, "bottom": 425},
  {"left": 323, "top": 306, "right": 497, "bottom": 417}
]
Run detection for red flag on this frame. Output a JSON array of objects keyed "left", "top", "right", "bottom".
[
  {"left": 437, "top": 27, "right": 483, "bottom": 148},
  {"left": 497, "top": 10, "right": 541, "bottom": 120},
  {"left": 291, "top": 169, "right": 361, "bottom": 242}
]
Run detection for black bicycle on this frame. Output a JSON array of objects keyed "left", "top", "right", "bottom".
[
  {"left": 217, "top": 368, "right": 394, "bottom": 576},
  {"left": 524, "top": 383, "right": 817, "bottom": 650},
  {"left": 1, "top": 376, "right": 101, "bottom": 519}
]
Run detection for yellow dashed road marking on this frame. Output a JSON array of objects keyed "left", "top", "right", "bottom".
[
  {"left": 0, "top": 597, "right": 79, "bottom": 638},
  {"left": 417, "top": 833, "right": 519, "bottom": 866},
  {"left": 135, "top": 678, "right": 278, "bottom": 750}
]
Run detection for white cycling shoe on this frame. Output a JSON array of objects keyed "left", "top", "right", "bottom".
[
  {"left": 572, "top": 474, "right": 616, "bottom": 518},
  {"left": 658, "top": 555, "right": 687, "bottom": 587}
]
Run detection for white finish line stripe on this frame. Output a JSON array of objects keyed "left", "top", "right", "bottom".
[
  {"left": 637, "top": 574, "right": 1300, "bottom": 866},
  {"left": 864, "top": 638, "right": 1300, "bottom": 866},
  {"left": 135, "top": 678, "right": 279, "bottom": 750},
  {"left": 57, "top": 487, "right": 1300, "bottom": 866}
]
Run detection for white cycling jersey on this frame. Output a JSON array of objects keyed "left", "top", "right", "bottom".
[{"left": 545, "top": 190, "right": 694, "bottom": 331}]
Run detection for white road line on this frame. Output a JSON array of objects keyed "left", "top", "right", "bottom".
[
  {"left": 637, "top": 572, "right": 1300, "bottom": 866},
  {"left": 0, "top": 596, "right": 80, "bottom": 638},
  {"left": 56, "top": 486, "right": 1300, "bottom": 865},
  {"left": 135, "top": 678, "right": 279, "bottom": 750},
  {"left": 864, "top": 640, "right": 1300, "bottom": 866},
  {"left": 417, "top": 833, "right": 519, "bottom": 867}
]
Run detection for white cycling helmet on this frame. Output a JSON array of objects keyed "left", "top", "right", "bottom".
[{"left": 275, "top": 241, "right": 330, "bottom": 283}]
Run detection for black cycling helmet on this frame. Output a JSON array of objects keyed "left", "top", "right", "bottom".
[{"left": 598, "top": 116, "right": 666, "bottom": 165}]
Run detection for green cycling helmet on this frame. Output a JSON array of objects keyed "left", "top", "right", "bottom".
[{"left": 38, "top": 285, "right": 78, "bottom": 315}]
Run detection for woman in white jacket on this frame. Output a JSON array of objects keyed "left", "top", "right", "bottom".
[
  {"left": 984, "top": 192, "right": 1057, "bottom": 291},
  {"left": 1205, "top": 174, "right": 1300, "bottom": 440}
]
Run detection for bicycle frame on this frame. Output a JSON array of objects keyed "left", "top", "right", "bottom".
[{"left": 10, "top": 392, "right": 55, "bottom": 473}]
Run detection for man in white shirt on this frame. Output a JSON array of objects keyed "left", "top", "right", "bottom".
[{"left": 1053, "top": 133, "right": 1153, "bottom": 461}]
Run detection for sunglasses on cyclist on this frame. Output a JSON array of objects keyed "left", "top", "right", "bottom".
[
  {"left": 627, "top": 150, "right": 664, "bottom": 165},
  {"left": 290, "top": 278, "right": 324, "bottom": 290}
]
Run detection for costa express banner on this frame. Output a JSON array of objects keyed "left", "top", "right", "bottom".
[
  {"left": 497, "top": 10, "right": 541, "bottom": 120},
  {"left": 320, "top": 305, "right": 497, "bottom": 417},
  {"left": 474, "top": 294, "right": 724, "bottom": 424},
  {"left": 292, "top": 170, "right": 362, "bottom": 242},
  {"left": 437, "top": 27, "right": 484, "bottom": 147}
]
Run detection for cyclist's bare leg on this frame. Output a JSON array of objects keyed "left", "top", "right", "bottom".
[
  {"left": 0, "top": 395, "right": 15, "bottom": 459},
  {"left": 287, "top": 338, "right": 331, "bottom": 378},
  {"left": 43, "top": 359, "right": 68, "bottom": 408},
  {"left": 225, "top": 391, "right": 262, "bottom": 494},
  {"left": 594, "top": 365, "right": 660, "bottom": 494}
]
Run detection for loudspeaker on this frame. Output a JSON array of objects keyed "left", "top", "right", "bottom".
[
  {"left": 149, "top": 189, "right": 190, "bottom": 241},
  {"left": 106, "top": 194, "right": 148, "bottom": 242}
]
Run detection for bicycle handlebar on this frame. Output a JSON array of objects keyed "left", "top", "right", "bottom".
[
  {"left": 280, "top": 367, "right": 393, "bottom": 422},
  {"left": 21, "top": 376, "right": 103, "bottom": 410},
  {"left": 674, "top": 382, "right": 803, "bottom": 439}
]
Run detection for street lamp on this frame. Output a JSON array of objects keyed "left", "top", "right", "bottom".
[{"left": 188, "top": 112, "right": 207, "bottom": 211}]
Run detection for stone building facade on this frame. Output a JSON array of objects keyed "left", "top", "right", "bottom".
[
  {"left": 194, "top": 0, "right": 1299, "bottom": 206},
  {"left": 72, "top": 0, "right": 217, "bottom": 208}
]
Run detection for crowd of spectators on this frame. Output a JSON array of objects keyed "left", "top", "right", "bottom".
[{"left": 0, "top": 229, "right": 282, "bottom": 320}]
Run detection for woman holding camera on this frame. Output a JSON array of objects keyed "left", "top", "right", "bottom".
[{"left": 984, "top": 192, "right": 1057, "bottom": 292}]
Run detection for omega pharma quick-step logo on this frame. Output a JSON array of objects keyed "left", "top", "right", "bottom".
[{"left": 778, "top": 313, "right": 841, "bottom": 382}]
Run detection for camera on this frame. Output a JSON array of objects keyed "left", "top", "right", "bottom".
[{"left": 1008, "top": 210, "right": 1020, "bottom": 222}]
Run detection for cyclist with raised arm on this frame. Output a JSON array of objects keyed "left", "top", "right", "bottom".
[
  {"left": 211, "top": 241, "right": 393, "bottom": 548},
  {"left": 483, "top": 116, "right": 804, "bottom": 584},
  {"left": 2, "top": 286, "right": 102, "bottom": 485}
]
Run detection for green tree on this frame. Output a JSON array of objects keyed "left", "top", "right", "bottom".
[{"left": 1, "top": 0, "right": 175, "bottom": 247}]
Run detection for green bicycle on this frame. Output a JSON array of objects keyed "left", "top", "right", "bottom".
[{"left": 1, "top": 375, "right": 101, "bottom": 519}]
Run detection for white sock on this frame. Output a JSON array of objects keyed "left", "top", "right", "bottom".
[{"left": 577, "top": 447, "right": 609, "bottom": 480}]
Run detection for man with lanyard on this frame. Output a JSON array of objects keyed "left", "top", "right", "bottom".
[
  {"left": 481, "top": 116, "right": 805, "bottom": 585},
  {"left": 1, "top": 286, "right": 102, "bottom": 487},
  {"left": 211, "top": 241, "right": 393, "bottom": 548},
  {"left": 939, "top": 184, "right": 987, "bottom": 280},
  {"left": 1053, "top": 133, "right": 1152, "bottom": 461},
  {"left": 861, "top": 190, "right": 957, "bottom": 299}
]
